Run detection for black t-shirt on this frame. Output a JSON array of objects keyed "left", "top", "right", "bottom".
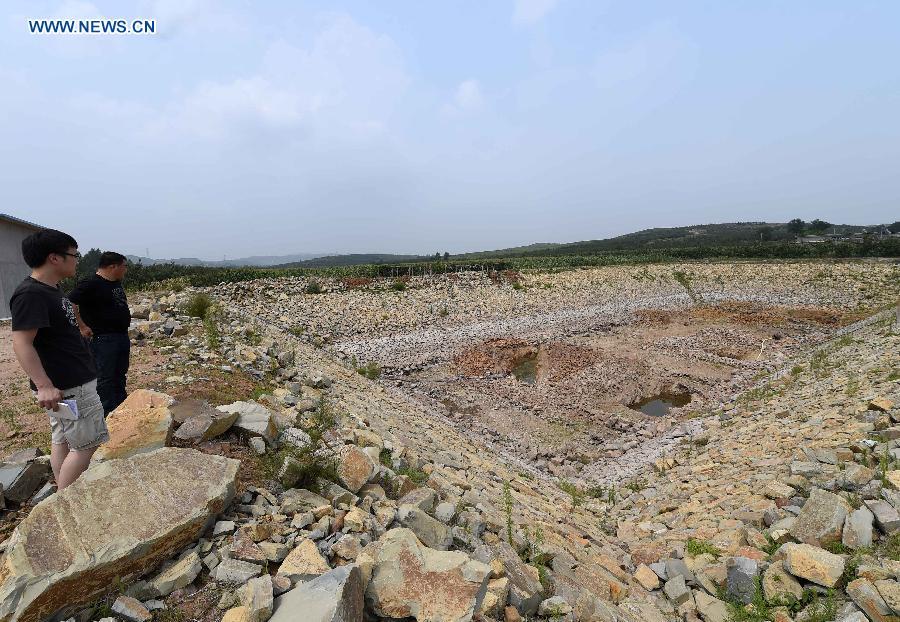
[
  {"left": 10, "top": 277, "right": 97, "bottom": 391},
  {"left": 68, "top": 274, "right": 130, "bottom": 335}
]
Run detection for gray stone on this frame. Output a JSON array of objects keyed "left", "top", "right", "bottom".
[
  {"left": 217, "top": 401, "right": 277, "bottom": 443},
  {"left": 847, "top": 578, "right": 895, "bottom": 621},
  {"left": 789, "top": 488, "right": 851, "bottom": 547},
  {"left": 434, "top": 502, "right": 456, "bottom": 524},
  {"left": 0, "top": 461, "right": 52, "bottom": 503},
  {"left": 473, "top": 541, "right": 543, "bottom": 615},
  {"left": 5, "top": 448, "right": 43, "bottom": 463},
  {"left": 211, "top": 558, "right": 263, "bottom": 583},
  {"left": 214, "top": 520, "right": 237, "bottom": 537},
  {"left": 398, "top": 487, "right": 438, "bottom": 514},
  {"left": 173, "top": 402, "right": 239, "bottom": 442},
  {"left": 726, "top": 557, "right": 758, "bottom": 605},
  {"left": 664, "top": 558, "right": 695, "bottom": 584},
  {"left": 150, "top": 552, "right": 202, "bottom": 597},
  {"left": 866, "top": 499, "right": 900, "bottom": 534},
  {"left": 397, "top": 504, "right": 452, "bottom": 550},
  {"left": 762, "top": 560, "right": 803, "bottom": 603},
  {"left": 843, "top": 507, "right": 875, "bottom": 550},
  {"left": 663, "top": 575, "right": 690, "bottom": 606},
  {"left": 250, "top": 437, "right": 267, "bottom": 455},
  {"left": 538, "top": 595, "right": 573, "bottom": 617},
  {"left": 271, "top": 565, "right": 364, "bottom": 622},
  {"left": 280, "top": 488, "right": 330, "bottom": 514}
]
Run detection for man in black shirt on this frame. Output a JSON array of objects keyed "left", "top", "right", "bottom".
[
  {"left": 69, "top": 251, "right": 131, "bottom": 415},
  {"left": 10, "top": 229, "right": 109, "bottom": 490}
]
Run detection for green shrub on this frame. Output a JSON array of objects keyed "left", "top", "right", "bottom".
[
  {"left": 559, "top": 480, "right": 584, "bottom": 507},
  {"left": 258, "top": 399, "right": 338, "bottom": 492},
  {"left": 356, "top": 361, "right": 381, "bottom": 380},
  {"left": 685, "top": 538, "right": 721, "bottom": 557},
  {"left": 184, "top": 292, "right": 213, "bottom": 318},
  {"left": 305, "top": 280, "right": 323, "bottom": 294},
  {"left": 391, "top": 279, "right": 406, "bottom": 291}
]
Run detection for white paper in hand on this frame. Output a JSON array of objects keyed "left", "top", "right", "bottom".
[{"left": 49, "top": 399, "right": 81, "bottom": 420}]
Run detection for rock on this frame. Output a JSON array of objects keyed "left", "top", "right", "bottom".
[
  {"left": 214, "top": 520, "right": 237, "bottom": 537},
  {"left": 398, "top": 488, "right": 438, "bottom": 514},
  {"left": 0, "top": 448, "right": 238, "bottom": 622},
  {"left": 694, "top": 591, "right": 729, "bottom": 622},
  {"left": 4, "top": 448, "right": 43, "bottom": 463},
  {"left": 236, "top": 574, "right": 274, "bottom": 622},
  {"left": 397, "top": 505, "right": 452, "bottom": 550},
  {"left": 111, "top": 596, "right": 152, "bottom": 622},
  {"left": 843, "top": 507, "right": 875, "bottom": 550},
  {"left": 472, "top": 542, "right": 543, "bottom": 615},
  {"left": 479, "top": 577, "right": 510, "bottom": 618},
  {"left": 634, "top": 564, "right": 660, "bottom": 591},
  {"left": 789, "top": 488, "right": 851, "bottom": 547},
  {"left": 151, "top": 551, "right": 202, "bottom": 597},
  {"left": 866, "top": 499, "right": 900, "bottom": 534},
  {"left": 271, "top": 565, "right": 364, "bottom": 622},
  {"left": 538, "top": 596, "right": 573, "bottom": 617},
  {"left": 281, "top": 488, "right": 330, "bottom": 514},
  {"left": 278, "top": 538, "right": 330, "bottom": 583},
  {"left": 217, "top": 401, "right": 278, "bottom": 443},
  {"left": 664, "top": 558, "right": 695, "bottom": 584},
  {"left": 875, "top": 580, "right": 900, "bottom": 616},
  {"left": 762, "top": 561, "right": 804, "bottom": 603},
  {"left": 222, "top": 606, "right": 251, "bottom": 622},
  {"left": 94, "top": 389, "right": 174, "bottom": 461},
  {"left": 29, "top": 482, "right": 55, "bottom": 505},
  {"left": 870, "top": 398, "right": 895, "bottom": 412},
  {"left": 211, "top": 558, "right": 264, "bottom": 583},
  {"left": 361, "top": 528, "right": 491, "bottom": 622},
  {"left": 250, "top": 438, "right": 267, "bottom": 455},
  {"left": 173, "top": 403, "right": 239, "bottom": 442},
  {"left": 847, "top": 578, "right": 897, "bottom": 622},
  {"left": 782, "top": 543, "right": 845, "bottom": 588},
  {"left": 0, "top": 460, "right": 51, "bottom": 503},
  {"left": 726, "top": 557, "right": 758, "bottom": 605},
  {"left": 434, "top": 502, "right": 456, "bottom": 524},
  {"left": 763, "top": 481, "right": 796, "bottom": 499},
  {"left": 663, "top": 575, "right": 691, "bottom": 606},
  {"left": 337, "top": 445, "right": 376, "bottom": 494}
]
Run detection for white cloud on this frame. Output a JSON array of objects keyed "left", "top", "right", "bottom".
[
  {"left": 512, "top": 0, "right": 560, "bottom": 25},
  {"left": 593, "top": 22, "right": 696, "bottom": 91},
  {"left": 441, "top": 79, "right": 484, "bottom": 117}
]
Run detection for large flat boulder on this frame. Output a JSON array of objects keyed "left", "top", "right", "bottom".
[
  {"left": 173, "top": 401, "right": 239, "bottom": 443},
  {"left": 271, "top": 565, "right": 364, "bottom": 622},
  {"left": 93, "top": 390, "right": 174, "bottom": 462},
  {"left": 0, "top": 448, "right": 239, "bottom": 622},
  {"left": 359, "top": 528, "right": 491, "bottom": 622}
]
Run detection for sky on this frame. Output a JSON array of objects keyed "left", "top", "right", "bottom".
[{"left": 1, "top": 1, "right": 898, "bottom": 259}]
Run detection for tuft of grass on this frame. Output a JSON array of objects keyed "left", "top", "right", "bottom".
[
  {"left": 203, "top": 304, "right": 221, "bottom": 349},
  {"left": 379, "top": 447, "right": 392, "bottom": 467},
  {"left": 397, "top": 465, "right": 428, "bottom": 484},
  {"left": 686, "top": 538, "right": 721, "bottom": 558},
  {"left": 256, "top": 398, "right": 338, "bottom": 492},
  {"left": 503, "top": 480, "right": 514, "bottom": 545},
  {"left": 355, "top": 361, "right": 381, "bottom": 380},
  {"left": 391, "top": 279, "right": 407, "bottom": 291},
  {"left": 183, "top": 292, "right": 213, "bottom": 319},
  {"left": 559, "top": 480, "right": 584, "bottom": 507},
  {"left": 304, "top": 280, "right": 323, "bottom": 294}
]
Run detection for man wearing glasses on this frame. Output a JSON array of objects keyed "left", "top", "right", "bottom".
[{"left": 10, "top": 229, "right": 108, "bottom": 490}]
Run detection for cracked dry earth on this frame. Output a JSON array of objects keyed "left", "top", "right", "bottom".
[{"left": 216, "top": 261, "right": 899, "bottom": 489}]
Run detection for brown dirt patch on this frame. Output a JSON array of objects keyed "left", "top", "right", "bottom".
[{"left": 454, "top": 338, "right": 597, "bottom": 381}]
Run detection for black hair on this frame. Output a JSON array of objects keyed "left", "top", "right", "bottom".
[
  {"left": 98, "top": 251, "right": 127, "bottom": 268},
  {"left": 21, "top": 229, "right": 78, "bottom": 268}
]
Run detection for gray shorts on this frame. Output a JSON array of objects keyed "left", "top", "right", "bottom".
[{"left": 43, "top": 379, "right": 110, "bottom": 451}]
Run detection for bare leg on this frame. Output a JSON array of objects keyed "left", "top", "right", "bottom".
[
  {"left": 57, "top": 446, "right": 98, "bottom": 490},
  {"left": 50, "top": 442, "right": 70, "bottom": 483}
]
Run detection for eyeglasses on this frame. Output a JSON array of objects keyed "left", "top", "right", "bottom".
[{"left": 58, "top": 251, "right": 81, "bottom": 260}]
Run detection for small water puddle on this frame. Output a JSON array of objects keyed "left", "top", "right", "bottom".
[
  {"left": 511, "top": 354, "right": 538, "bottom": 384},
  {"left": 629, "top": 391, "right": 691, "bottom": 417}
]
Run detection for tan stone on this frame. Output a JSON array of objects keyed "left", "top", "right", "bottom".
[
  {"left": 478, "top": 577, "right": 510, "bottom": 617},
  {"left": 634, "top": 564, "right": 660, "bottom": 591},
  {"left": 762, "top": 561, "right": 803, "bottom": 603},
  {"left": 222, "top": 606, "right": 251, "bottom": 622},
  {"left": 782, "top": 543, "right": 845, "bottom": 588},
  {"left": 0, "top": 448, "right": 238, "bottom": 622},
  {"left": 278, "top": 538, "right": 330, "bottom": 583},
  {"left": 848, "top": 578, "right": 898, "bottom": 622},
  {"left": 94, "top": 389, "right": 174, "bottom": 461},
  {"left": 871, "top": 398, "right": 895, "bottom": 412},
  {"left": 363, "top": 528, "right": 491, "bottom": 622},
  {"left": 337, "top": 445, "right": 376, "bottom": 494}
]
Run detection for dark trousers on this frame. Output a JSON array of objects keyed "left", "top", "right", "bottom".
[{"left": 90, "top": 333, "right": 130, "bottom": 415}]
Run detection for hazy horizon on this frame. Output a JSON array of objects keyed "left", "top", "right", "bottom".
[{"left": 3, "top": 1, "right": 898, "bottom": 260}]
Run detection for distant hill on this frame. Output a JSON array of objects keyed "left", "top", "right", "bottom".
[
  {"left": 126, "top": 252, "right": 325, "bottom": 267},
  {"left": 456, "top": 242, "right": 562, "bottom": 259},
  {"left": 273, "top": 253, "right": 427, "bottom": 268}
]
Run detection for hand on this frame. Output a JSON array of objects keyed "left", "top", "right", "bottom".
[
  {"left": 80, "top": 325, "right": 93, "bottom": 339},
  {"left": 36, "top": 385, "right": 63, "bottom": 412}
]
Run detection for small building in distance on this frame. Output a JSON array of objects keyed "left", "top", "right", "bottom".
[{"left": 0, "top": 214, "right": 44, "bottom": 319}]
